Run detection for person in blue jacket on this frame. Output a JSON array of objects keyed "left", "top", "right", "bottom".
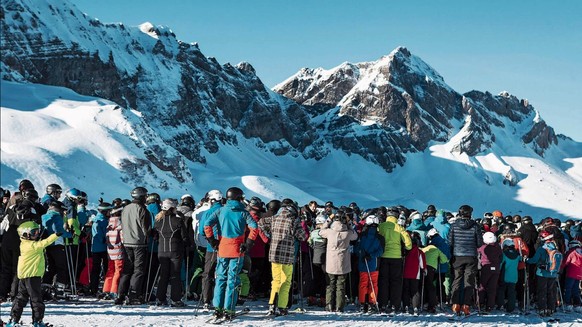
[
  {"left": 90, "top": 202, "right": 112, "bottom": 295},
  {"left": 198, "top": 190, "right": 223, "bottom": 309},
  {"left": 355, "top": 211, "right": 385, "bottom": 313},
  {"left": 407, "top": 211, "right": 430, "bottom": 246},
  {"left": 204, "top": 187, "right": 258, "bottom": 321},
  {"left": 431, "top": 210, "right": 450, "bottom": 243},
  {"left": 428, "top": 228, "right": 451, "bottom": 305},
  {"left": 496, "top": 238, "right": 521, "bottom": 313},
  {"left": 41, "top": 201, "right": 72, "bottom": 298},
  {"left": 144, "top": 193, "right": 161, "bottom": 299},
  {"left": 526, "top": 231, "right": 561, "bottom": 317},
  {"left": 41, "top": 184, "right": 62, "bottom": 210}
]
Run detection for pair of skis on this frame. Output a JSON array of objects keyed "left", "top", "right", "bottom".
[{"left": 204, "top": 308, "right": 250, "bottom": 324}]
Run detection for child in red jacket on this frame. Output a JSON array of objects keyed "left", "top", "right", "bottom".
[
  {"left": 562, "top": 240, "right": 582, "bottom": 312},
  {"left": 402, "top": 232, "right": 427, "bottom": 315}
]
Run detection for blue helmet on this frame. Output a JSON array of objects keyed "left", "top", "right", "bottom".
[{"left": 66, "top": 188, "right": 82, "bottom": 201}]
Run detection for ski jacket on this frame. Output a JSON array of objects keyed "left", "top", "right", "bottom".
[
  {"left": 499, "top": 234, "right": 529, "bottom": 269},
  {"left": 407, "top": 219, "right": 430, "bottom": 246},
  {"left": 428, "top": 234, "right": 451, "bottom": 273},
  {"left": 204, "top": 200, "right": 258, "bottom": 259},
  {"left": 500, "top": 247, "right": 521, "bottom": 283},
  {"left": 517, "top": 222, "right": 538, "bottom": 251},
  {"left": 41, "top": 209, "right": 71, "bottom": 246},
  {"left": 177, "top": 205, "right": 195, "bottom": 250},
  {"left": 199, "top": 202, "right": 221, "bottom": 253},
  {"left": 192, "top": 202, "right": 211, "bottom": 248},
  {"left": 319, "top": 220, "right": 358, "bottom": 275},
  {"left": 355, "top": 226, "right": 384, "bottom": 272},
  {"left": 248, "top": 209, "right": 269, "bottom": 258},
  {"left": 431, "top": 211, "right": 450, "bottom": 243},
  {"left": 121, "top": 201, "right": 150, "bottom": 248},
  {"left": 2, "top": 200, "right": 43, "bottom": 250},
  {"left": 448, "top": 218, "right": 482, "bottom": 257},
  {"left": 403, "top": 245, "right": 426, "bottom": 279},
  {"left": 424, "top": 215, "right": 436, "bottom": 229},
  {"left": 106, "top": 215, "right": 123, "bottom": 260},
  {"left": 526, "top": 241, "right": 559, "bottom": 278},
  {"left": 378, "top": 216, "right": 412, "bottom": 259},
  {"left": 422, "top": 244, "right": 449, "bottom": 270},
  {"left": 146, "top": 202, "right": 160, "bottom": 252},
  {"left": 562, "top": 248, "right": 582, "bottom": 280},
  {"left": 18, "top": 234, "right": 58, "bottom": 279},
  {"left": 40, "top": 194, "right": 58, "bottom": 210},
  {"left": 309, "top": 228, "right": 327, "bottom": 265},
  {"left": 570, "top": 223, "right": 582, "bottom": 241},
  {"left": 77, "top": 204, "right": 89, "bottom": 227},
  {"left": 259, "top": 207, "right": 307, "bottom": 265},
  {"left": 91, "top": 213, "right": 108, "bottom": 253},
  {"left": 155, "top": 211, "right": 189, "bottom": 253},
  {"left": 478, "top": 243, "right": 503, "bottom": 269}
]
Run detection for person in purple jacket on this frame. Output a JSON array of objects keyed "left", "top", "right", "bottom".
[{"left": 478, "top": 232, "right": 503, "bottom": 313}]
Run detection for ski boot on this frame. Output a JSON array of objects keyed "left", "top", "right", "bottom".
[
  {"left": 360, "top": 303, "right": 369, "bottom": 313},
  {"left": 171, "top": 300, "right": 185, "bottom": 307},
  {"left": 278, "top": 307, "right": 289, "bottom": 316},
  {"left": 6, "top": 320, "right": 23, "bottom": 327},
  {"left": 452, "top": 304, "right": 461, "bottom": 315},
  {"left": 267, "top": 304, "right": 277, "bottom": 316},
  {"left": 461, "top": 304, "right": 471, "bottom": 316}
]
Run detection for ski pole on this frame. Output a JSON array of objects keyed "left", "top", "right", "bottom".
[
  {"left": 308, "top": 248, "right": 314, "bottom": 279},
  {"left": 420, "top": 270, "right": 425, "bottom": 312},
  {"left": 85, "top": 238, "right": 91, "bottom": 291},
  {"left": 475, "top": 274, "right": 480, "bottom": 315},
  {"left": 437, "top": 257, "right": 443, "bottom": 310},
  {"left": 556, "top": 277, "right": 565, "bottom": 313},
  {"left": 184, "top": 251, "right": 190, "bottom": 302},
  {"left": 147, "top": 265, "right": 161, "bottom": 303},
  {"left": 364, "top": 258, "right": 380, "bottom": 313},
  {"left": 145, "top": 244, "right": 154, "bottom": 302},
  {"left": 298, "top": 248, "right": 305, "bottom": 312}
]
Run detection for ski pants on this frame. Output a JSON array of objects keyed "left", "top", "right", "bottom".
[
  {"left": 201, "top": 251, "right": 217, "bottom": 305},
  {"left": 43, "top": 245, "right": 69, "bottom": 286},
  {"left": 478, "top": 265, "right": 500, "bottom": 308},
  {"left": 269, "top": 262, "right": 293, "bottom": 308},
  {"left": 451, "top": 256, "right": 477, "bottom": 306},
  {"left": 213, "top": 256, "right": 244, "bottom": 312},
  {"left": 424, "top": 266, "right": 438, "bottom": 309},
  {"left": 103, "top": 259, "right": 124, "bottom": 294},
  {"left": 118, "top": 246, "right": 147, "bottom": 300},
  {"left": 496, "top": 281, "right": 517, "bottom": 312},
  {"left": 402, "top": 278, "right": 420, "bottom": 309},
  {"left": 378, "top": 257, "right": 404, "bottom": 309},
  {"left": 326, "top": 273, "right": 346, "bottom": 311},
  {"left": 0, "top": 243, "right": 19, "bottom": 299},
  {"left": 11, "top": 277, "right": 44, "bottom": 323},
  {"left": 536, "top": 275, "right": 557, "bottom": 311},
  {"left": 359, "top": 271, "right": 379, "bottom": 305},
  {"left": 157, "top": 251, "right": 183, "bottom": 302},
  {"left": 564, "top": 277, "right": 581, "bottom": 306},
  {"left": 90, "top": 251, "right": 108, "bottom": 293}
]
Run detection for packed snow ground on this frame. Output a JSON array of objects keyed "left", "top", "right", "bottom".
[{"left": 1, "top": 298, "right": 581, "bottom": 327}]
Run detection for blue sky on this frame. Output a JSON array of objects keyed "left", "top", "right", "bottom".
[{"left": 71, "top": 0, "right": 582, "bottom": 141}]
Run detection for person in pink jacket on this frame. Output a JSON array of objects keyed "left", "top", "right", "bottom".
[
  {"left": 402, "top": 232, "right": 427, "bottom": 315},
  {"left": 562, "top": 240, "right": 582, "bottom": 312}
]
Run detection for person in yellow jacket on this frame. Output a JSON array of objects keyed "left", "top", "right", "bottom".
[
  {"left": 7, "top": 221, "right": 60, "bottom": 327},
  {"left": 377, "top": 207, "right": 412, "bottom": 314},
  {"left": 422, "top": 242, "right": 449, "bottom": 313}
]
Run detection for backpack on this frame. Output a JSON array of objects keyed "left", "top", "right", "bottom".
[{"left": 543, "top": 246, "right": 563, "bottom": 274}]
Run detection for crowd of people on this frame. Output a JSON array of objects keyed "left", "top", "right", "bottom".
[{"left": 0, "top": 179, "right": 581, "bottom": 326}]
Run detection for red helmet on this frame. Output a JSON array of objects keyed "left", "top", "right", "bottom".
[
  {"left": 492, "top": 210, "right": 503, "bottom": 218},
  {"left": 540, "top": 230, "right": 554, "bottom": 241}
]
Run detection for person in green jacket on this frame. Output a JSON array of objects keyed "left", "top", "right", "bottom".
[
  {"left": 7, "top": 221, "right": 60, "bottom": 327},
  {"left": 422, "top": 243, "right": 449, "bottom": 313}
]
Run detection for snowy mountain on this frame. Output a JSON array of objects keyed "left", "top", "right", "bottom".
[{"left": 1, "top": 0, "right": 582, "bottom": 219}]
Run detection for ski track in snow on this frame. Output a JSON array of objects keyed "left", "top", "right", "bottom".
[{"left": 1, "top": 299, "right": 580, "bottom": 327}]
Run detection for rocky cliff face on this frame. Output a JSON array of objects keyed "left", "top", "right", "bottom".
[{"left": 1, "top": 0, "right": 561, "bottom": 185}]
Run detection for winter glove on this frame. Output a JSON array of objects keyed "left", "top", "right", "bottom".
[
  {"left": 56, "top": 232, "right": 63, "bottom": 237},
  {"left": 207, "top": 237, "right": 220, "bottom": 251},
  {"left": 239, "top": 239, "right": 255, "bottom": 253},
  {"left": 363, "top": 254, "right": 372, "bottom": 261}
]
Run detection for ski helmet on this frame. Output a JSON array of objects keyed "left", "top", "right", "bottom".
[
  {"left": 97, "top": 202, "right": 113, "bottom": 213},
  {"left": 207, "top": 189, "right": 223, "bottom": 202},
  {"left": 225, "top": 187, "right": 244, "bottom": 201},
  {"left": 483, "top": 232, "right": 497, "bottom": 245},
  {"left": 247, "top": 196, "right": 264, "bottom": 211},
  {"left": 18, "top": 179, "right": 35, "bottom": 192},
  {"left": 458, "top": 205, "right": 473, "bottom": 218},
  {"left": 46, "top": 184, "right": 62, "bottom": 196},
  {"left": 146, "top": 193, "right": 161, "bottom": 205},
  {"left": 66, "top": 188, "right": 82, "bottom": 201},
  {"left": 409, "top": 211, "right": 422, "bottom": 221},
  {"left": 503, "top": 223, "right": 517, "bottom": 234},
  {"left": 131, "top": 187, "right": 148, "bottom": 200},
  {"left": 315, "top": 213, "right": 328, "bottom": 225},
  {"left": 112, "top": 198, "right": 122, "bottom": 207},
  {"left": 23, "top": 188, "right": 39, "bottom": 202},
  {"left": 266, "top": 200, "right": 281, "bottom": 213},
  {"left": 386, "top": 206, "right": 400, "bottom": 218},
  {"left": 17, "top": 221, "right": 40, "bottom": 240},
  {"left": 325, "top": 201, "right": 334, "bottom": 208},
  {"left": 540, "top": 230, "right": 554, "bottom": 241},
  {"left": 502, "top": 238, "right": 515, "bottom": 248},
  {"left": 427, "top": 228, "right": 439, "bottom": 238},
  {"left": 484, "top": 212, "right": 494, "bottom": 219},
  {"left": 80, "top": 191, "right": 88, "bottom": 201},
  {"left": 49, "top": 201, "right": 65, "bottom": 212},
  {"left": 365, "top": 214, "right": 379, "bottom": 226},
  {"left": 1, "top": 188, "right": 10, "bottom": 199},
  {"left": 161, "top": 198, "right": 178, "bottom": 211},
  {"left": 492, "top": 210, "right": 503, "bottom": 218},
  {"left": 569, "top": 240, "right": 581, "bottom": 249},
  {"left": 121, "top": 199, "right": 131, "bottom": 207},
  {"left": 512, "top": 215, "right": 522, "bottom": 223},
  {"left": 180, "top": 195, "right": 196, "bottom": 209}
]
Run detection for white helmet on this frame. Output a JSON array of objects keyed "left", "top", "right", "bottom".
[
  {"left": 365, "top": 214, "right": 379, "bottom": 226},
  {"left": 181, "top": 193, "right": 193, "bottom": 200},
  {"left": 315, "top": 213, "right": 328, "bottom": 225},
  {"left": 427, "top": 228, "right": 439, "bottom": 238},
  {"left": 207, "top": 189, "right": 223, "bottom": 202},
  {"left": 483, "top": 232, "right": 497, "bottom": 245},
  {"left": 161, "top": 198, "right": 178, "bottom": 211},
  {"left": 409, "top": 211, "right": 422, "bottom": 221}
]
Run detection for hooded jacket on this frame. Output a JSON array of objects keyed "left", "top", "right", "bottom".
[
  {"left": 121, "top": 200, "right": 150, "bottom": 247},
  {"left": 407, "top": 219, "right": 430, "bottom": 246},
  {"left": 526, "top": 241, "right": 560, "bottom": 278},
  {"left": 18, "top": 234, "right": 58, "bottom": 279},
  {"left": 478, "top": 243, "right": 503, "bottom": 269},
  {"left": 448, "top": 218, "right": 483, "bottom": 257},
  {"left": 155, "top": 211, "right": 189, "bottom": 253},
  {"left": 422, "top": 244, "right": 449, "bottom": 270},
  {"left": 562, "top": 248, "right": 582, "bottom": 280},
  {"left": 320, "top": 220, "right": 358, "bottom": 275},
  {"left": 429, "top": 234, "right": 451, "bottom": 273},
  {"left": 106, "top": 215, "right": 123, "bottom": 260},
  {"left": 309, "top": 227, "right": 327, "bottom": 265},
  {"left": 431, "top": 211, "right": 451, "bottom": 243},
  {"left": 355, "top": 225, "right": 384, "bottom": 272},
  {"left": 501, "top": 247, "right": 521, "bottom": 283},
  {"left": 259, "top": 207, "right": 306, "bottom": 265},
  {"left": 403, "top": 245, "right": 427, "bottom": 279},
  {"left": 378, "top": 216, "right": 412, "bottom": 259},
  {"left": 41, "top": 209, "right": 72, "bottom": 246},
  {"left": 91, "top": 212, "right": 108, "bottom": 253}
]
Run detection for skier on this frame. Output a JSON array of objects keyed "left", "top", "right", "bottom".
[
  {"left": 6, "top": 221, "right": 59, "bottom": 327},
  {"left": 40, "top": 184, "right": 62, "bottom": 210},
  {"left": 422, "top": 231, "right": 449, "bottom": 313},
  {"left": 402, "top": 232, "right": 427, "bottom": 315},
  {"left": 154, "top": 198, "right": 190, "bottom": 307},
  {"left": 496, "top": 239, "right": 521, "bottom": 313},
  {"left": 319, "top": 209, "right": 358, "bottom": 313},
  {"left": 90, "top": 202, "right": 113, "bottom": 295},
  {"left": 561, "top": 240, "right": 582, "bottom": 312},
  {"left": 377, "top": 207, "right": 412, "bottom": 314},
  {"left": 308, "top": 211, "right": 328, "bottom": 307},
  {"left": 144, "top": 193, "right": 161, "bottom": 300},
  {"left": 525, "top": 231, "right": 561, "bottom": 317},
  {"left": 478, "top": 232, "right": 502, "bottom": 313},
  {"left": 448, "top": 204, "right": 483, "bottom": 316},
  {"left": 116, "top": 187, "right": 150, "bottom": 305},
  {"left": 355, "top": 212, "right": 384, "bottom": 313},
  {"left": 204, "top": 187, "right": 258, "bottom": 321},
  {"left": 101, "top": 205, "right": 124, "bottom": 300},
  {"left": 245, "top": 197, "right": 269, "bottom": 300},
  {"left": 427, "top": 228, "right": 451, "bottom": 306},
  {"left": 176, "top": 194, "right": 197, "bottom": 299},
  {"left": 41, "top": 201, "right": 72, "bottom": 299},
  {"left": 198, "top": 189, "right": 223, "bottom": 310}
]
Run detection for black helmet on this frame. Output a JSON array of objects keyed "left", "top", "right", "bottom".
[
  {"left": 23, "top": 188, "right": 39, "bottom": 202},
  {"left": 225, "top": 187, "right": 244, "bottom": 201},
  {"left": 46, "top": 184, "right": 63, "bottom": 196},
  {"left": 121, "top": 199, "right": 131, "bottom": 206},
  {"left": 325, "top": 201, "right": 334, "bottom": 208},
  {"left": 146, "top": 193, "right": 160, "bottom": 205},
  {"left": 1, "top": 188, "right": 10, "bottom": 198},
  {"left": 18, "top": 179, "right": 35, "bottom": 192},
  {"left": 503, "top": 223, "right": 517, "bottom": 234},
  {"left": 97, "top": 202, "right": 113, "bottom": 212},
  {"left": 386, "top": 206, "right": 400, "bottom": 218},
  {"left": 427, "top": 204, "right": 436, "bottom": 212},
  {"left": 180, "top": 196, "right": 196, "bottom": 209},
  {"left": 512, "top": 215, "right": 522, "bottom": 223},
  {"left": 131, "top": 187, "right": 148, "bottom": 200},
  {"left": 49, "top": 201, "right": 65, "bottom": 212},
  {"left": 458, "top": 205, "right": 473, "bottom": 218},
  {"left": 112, "top": 198, "right": 122, "bottom": 206},
  {"left": 247, "top": 196, "right": 264, "bottom": 211},
  {"left": 522, "top": 215, "right": 533, "bottom": 224},
  {"left": 266, "top": 200, "right": 281, "bottom": 213},
  {"left": 483, "top": 217, "right": 492, "bottom": 226}
]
